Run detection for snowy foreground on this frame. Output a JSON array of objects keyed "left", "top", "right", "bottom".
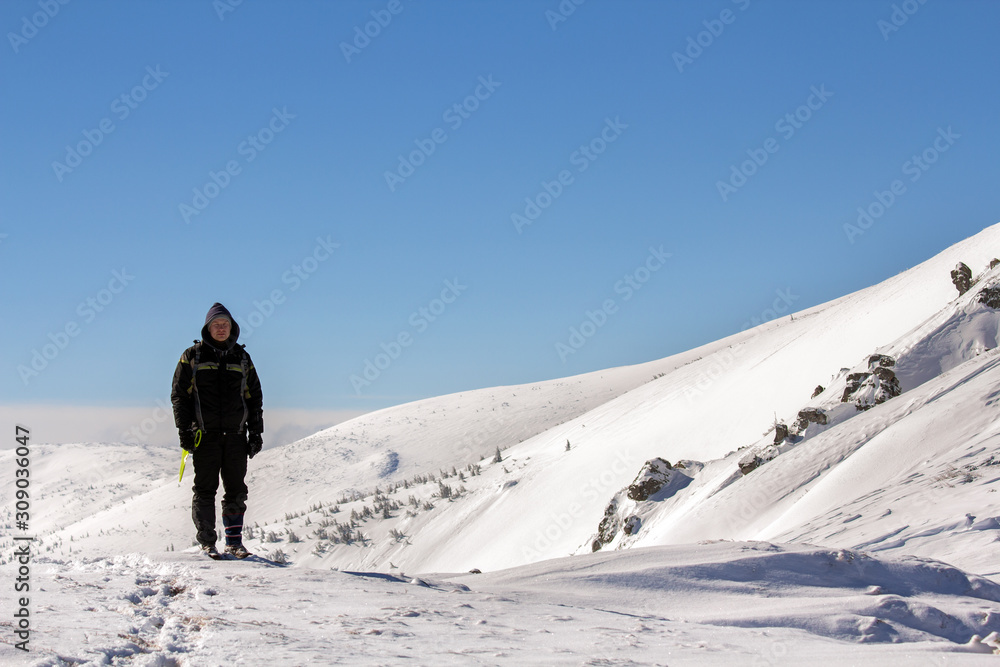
[
  {"left": 5, "top": 544, "right": 1000, "bottom": 665},
  {"left": 4, "top": 223, "right": 1000, "bottom": 664}
]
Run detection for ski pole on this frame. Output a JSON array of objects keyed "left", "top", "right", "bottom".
[{"left": 178, "top": 429, "right": 202, "bottom": 483}]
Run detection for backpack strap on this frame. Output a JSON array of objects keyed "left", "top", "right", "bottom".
[
  {"left": 237, "top": 344, "right": 250, "bottom": 434},
  {"left": 190, "top": 340, "right": 206, "bottom": 432}
]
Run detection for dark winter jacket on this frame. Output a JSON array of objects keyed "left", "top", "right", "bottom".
[{"left": 171, "top": 303, "right": 263, "bottom": 435}]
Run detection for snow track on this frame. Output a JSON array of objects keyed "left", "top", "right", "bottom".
[{"left": 8, "top": 544, "right": 1000, "bottom": 665}]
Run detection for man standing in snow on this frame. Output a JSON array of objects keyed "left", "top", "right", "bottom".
[{"left": 171, "top": 302, "right": 264, "bottom": 558}]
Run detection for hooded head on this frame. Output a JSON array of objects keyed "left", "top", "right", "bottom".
[{"left": 202, "top": 302, "right": 240, "bottom": 349}]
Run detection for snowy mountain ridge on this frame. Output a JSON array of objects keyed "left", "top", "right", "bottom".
[{"left": 5, "top": 222, "right": 1000, "bottom": 663}]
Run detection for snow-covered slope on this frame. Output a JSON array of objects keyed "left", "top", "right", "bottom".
[
  {"left": 244, "top": 355, "right": 708, "bottom": 514},
  {"left": 7, "top": 543, "right": 1000, "bottom": 665},
  {"left": 4, "top": 223, "right": 1000, "bottom": 663}
]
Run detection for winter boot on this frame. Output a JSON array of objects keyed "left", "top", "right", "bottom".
[{"left": 224, "top": 543, "right": 251, "bottom": 558}]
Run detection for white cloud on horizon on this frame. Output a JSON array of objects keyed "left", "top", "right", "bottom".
[{"left": 0, "top": 404, "right": 366, "bottom": 450}]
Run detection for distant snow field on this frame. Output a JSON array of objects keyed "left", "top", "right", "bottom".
[{"left": 4, "top": 223, "right": 1000, "bottom": 664}]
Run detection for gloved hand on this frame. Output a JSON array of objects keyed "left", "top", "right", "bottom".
[
  {"left": 179, "top": 428, "right": 197, "bottom": 453},
  {"left": 248, "top": 431, "right": 263, "bottom": 459}
]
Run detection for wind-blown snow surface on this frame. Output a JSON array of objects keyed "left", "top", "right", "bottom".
[
  {"left": 5, "top": 544, "right": 1000, "bottom": 665},
  {"left": 4, "top": 223, "right": 1000, "bottom": 663}
]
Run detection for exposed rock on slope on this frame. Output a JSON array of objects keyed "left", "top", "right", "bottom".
[
  {"left": 952, "top": 262, "right": 972, "bottom": 295},
  {"left": 978, "top": 281, "right": 1000, "bottom": 309},
  {"left": 592, "top": 458, "right": 695, "bottom": 551},
  {"left": 843, "top": 355, "right": 902, "bottom": 411},
  {"left": 627, "top": 458, "right": 675, "bottom": 501}
]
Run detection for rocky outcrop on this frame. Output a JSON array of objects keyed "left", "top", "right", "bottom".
[
  {"left": 773, "top": 423, "right": 789, "bottom": 444},
  {"left": 738, "top": 453, "right": 765, "bottom": 475},
  {"left": 623, "top": 516, "right": 641, "bottom": 536},
  {"left": 868, "top": 354, "right": 895, "bottom": 370},
  {"left": 841, "top": 355, "right": 901, "bottom": 411},
  {"left": 978, "top": 283, "right": 1000, "bottom": 309},
  {"left": 592, "top": 501, "right": 621, "bottom": 552},
  {"left": 626, "top": 458, "right": 674, "bottom": 501},
  {"left": 853, "top": 367, "right": 902, "bottom": 411},
  {"left": 793, "top": 408, "right": 828, "bottom": 433},
  {"left": 592, "top": 459, "right": 696, "bottom": 549},
  {"left": 843, "top": 372, "right": 870, "bottom": 402},
  {"left": 952, "top": 262, "right": 972, "bottom": 296},
  {"left": 811, "top": 385, "right": 825, "bottom": 398},
  {"left": 991, "top": 259, "right": 1000, "bottom": 270}
]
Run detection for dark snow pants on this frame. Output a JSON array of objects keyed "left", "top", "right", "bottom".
[{"left": 191, "top": 431, "right": 248, "bottom": 547}]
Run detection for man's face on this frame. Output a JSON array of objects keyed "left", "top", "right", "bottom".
[{"left": 209, "top": 318, "right": 231, "bottom": 342}]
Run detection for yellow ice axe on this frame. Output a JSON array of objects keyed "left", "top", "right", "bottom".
[{"left": 178, "top": 429, "right": 202, "bottom": 483}]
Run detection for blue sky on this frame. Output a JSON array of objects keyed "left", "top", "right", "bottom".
[{"left": 3, "top": 0, "right": 999, "bottom": 428}]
